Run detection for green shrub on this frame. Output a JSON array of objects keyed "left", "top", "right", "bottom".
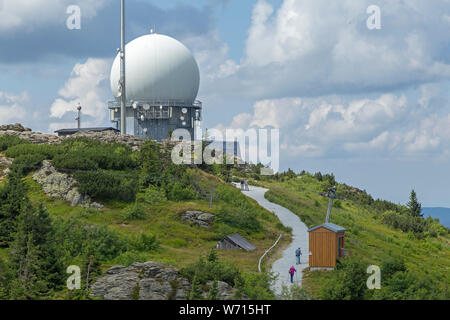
[
  {"left": 320, "top": 257, "right": 368, "bottom": 300},
  {"left": 52, "top": 153, "right": 98, "bottom": 171},
  {"left": 128, "top": 234, "right": 159, "bottom": 252},
  {"left": 52, "top": 218, "right": 126, "bottom": 262},
  {"left": 114, "top": 250, "right": 148, "bottom": 266},
  {"left": 74, "top": 171, "right": 138, "bottom": 202},
  {"left": 166, "top": 238, "right": 187, "bottom": 248},
  {"left": 9, "top": 153, "right": 46, "bottom": 177},
  {"left": 0, "top": 135, "right": 28, "bottom": 151},
  {"left": 216, "top": 205, "right": 261, "bottom": 233},
  {"left": 139, "top": 185, "right": 167, "bottom": 205},
  {"left": 180, "top": 250, "right": 242, "bottom": 287},
  {"left": 5, "top": 143, "right": 60, "bottom": 160},
  {"left": 165, "top": 182, "right": 197, "bottom": 201},
  {"left": 122, "top": 202, "right": 147, "bottom": 220}
]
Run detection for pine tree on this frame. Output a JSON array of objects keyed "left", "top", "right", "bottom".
[
  {"left": 208, "top": 278, "right": 219, "bottom": 300},
  {"left": 407, "top": 190, "right": 423, "bottom": 217},
  {"left": 188, "top": 273, "right": 203, "bottom": 300},
  {"left": 10, "top": 203, "right": 63, "bottom": 298},
  {"left": 0, "top": 172, "right": 28, "bottom": 246}
]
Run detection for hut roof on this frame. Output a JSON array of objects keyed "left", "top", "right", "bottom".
[
  {"left": 308, "top": 223, "right": 346, "bottom": 233},
  {"left": 224, "top": 233, "right": 256, "bottom": 251}
]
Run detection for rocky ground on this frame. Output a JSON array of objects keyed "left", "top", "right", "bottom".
[
  {"left": 0, "top": 123, "right": 144, "bottom": 149},
  {"left": 32, "top": 160, "right": 103, "bottom": 209},
  {"left": 181, "top": 211, "right": 215, "bottom": 228},
  {"left": 90, "top": 261, "right": 238, "bottom": 300}
]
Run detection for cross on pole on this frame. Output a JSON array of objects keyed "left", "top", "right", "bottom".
[{"left": 319, "top": 186, "right": 346, "bottom": 223}]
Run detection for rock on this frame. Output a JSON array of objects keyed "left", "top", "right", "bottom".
[
  {"left": 0, "top": 156, "right": 13, "bottom": 183},
  {"left": 0, "top": 123, "right": 31, "bottom": 132},
  {"left": 32, "top": 160, "right": 103, "bottom": 209},
  {"left": 90, "top": 262, "right": 191, "bottom": 300},
  {"left": 204, "top": 281, "right": 240, "bottom": 300},
  {"left": 0, "top": 123, "right": 145, "bottom": 149},
  {"left": 181, "top": 211, "right": 215, "bottom": 228}
]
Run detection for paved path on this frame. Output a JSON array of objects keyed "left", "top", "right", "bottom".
[{"left": 240, "top": 185, "right": 309, "bottom": 296}]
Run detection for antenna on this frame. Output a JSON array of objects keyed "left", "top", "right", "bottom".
[
  {"left": 75, "top": 103, "right": 82, "bottom": 129},
  {"left": 120, "top": 0, "right": 126, "bottom": 136}
]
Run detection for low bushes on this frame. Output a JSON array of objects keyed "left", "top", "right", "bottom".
[
  {"left": 74, "top": 171, "right": 138, "bottom": 202},
  {"left": 0, "top": 135, "right": 28, "bottom": 152}
]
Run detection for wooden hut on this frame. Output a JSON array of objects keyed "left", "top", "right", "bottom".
[
  {"left": 308, "top": 223, "right": 347, "bottom": 269},
  {"left": 216, "top": 233, "right": 256, "bottom": 251}
]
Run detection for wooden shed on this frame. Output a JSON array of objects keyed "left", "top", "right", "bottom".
[
  {"left": 216, "top": 233, "right": 256, "bottom": 251},
  {"left": 308, "top": 223, "right": 347, "bottom": 269}
]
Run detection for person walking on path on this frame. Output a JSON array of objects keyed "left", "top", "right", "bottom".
[
  {"left": 244, "top": 178, "right": 249, "bottom": 191},
  {"left": 240, "top": 179, "right": 244, "bottom": 190},
  {"left": 295, "top": 247, "right": 302, "bottom": 265},
  {"left": 289, "top": 266, "right": 297, "bottom": 283}
]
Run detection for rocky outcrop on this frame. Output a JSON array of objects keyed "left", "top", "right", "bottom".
[
  {"left": 0, "top": 123, "right": 144, "bottom": 149},
  {"left": 90, "top": 261, "right": 239, "bottom": 300},
  {"left": 32, "top": 160, "right": 103, "bottom": 209},
  {"left": 181, "top": 211, "right": 215, "bottom": 228},
  {"left": 0, "top": 156, "right": 13, "bottom": 183},
  {"left": 90, "top": 262, "right": 191, "bottom": 300},
  {"left": 69, "top": 130, "right": 144, "bottom": 149},
  {"left": 0, "top": 123, "right": 31, "bottom": 132}
]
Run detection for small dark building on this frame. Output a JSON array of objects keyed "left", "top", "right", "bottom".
[
  {"left": 308, "top": 223, "right": 347, "bottom": 269},
  {"left": 216, "top": 233, "right": 256, "bottom": 251},
  {"left": 55, "top": 127, "right": 120, "bottom": 137}
]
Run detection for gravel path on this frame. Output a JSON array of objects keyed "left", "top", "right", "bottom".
[{"left": 240, "top": 185, "right": 309, "bottom": 296}]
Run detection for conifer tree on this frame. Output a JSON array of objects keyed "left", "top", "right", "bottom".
[
  {"left": 10, "top": 203, "right": 63, "bottom": 298},
  {"left": 407, "top": 190, "right": 423, "bottom": 217}
]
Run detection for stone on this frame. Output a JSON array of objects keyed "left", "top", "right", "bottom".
[
  {"left": 181, "top": 211, "right": 215, "bottom": 228},
  {"left": 32, "top": 160, "right": 103, "bottom": 209},
  {"left": 90, "top": 261, "right": 239, "bottom": 301},
  {"left": 90, "top": 261, "right": 191, "bottom": 300},
  {"left": 0, "top": 123, "right": 31, "bottom": 132}
]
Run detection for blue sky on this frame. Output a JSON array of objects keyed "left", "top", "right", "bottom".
[{"left": 0, "top": 0, "right": 449, "bottom": 207}]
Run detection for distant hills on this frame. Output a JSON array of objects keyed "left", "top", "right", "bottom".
[{"left": 422, "top": 207, "right": 450, "bottom": 228}]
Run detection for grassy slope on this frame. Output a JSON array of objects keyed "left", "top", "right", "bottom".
[
  {"left": 256, "top": 175, "right": 450, "bottom": 299},
  {"left": 22, "top": 172, "right": 291, "bottom": 277}
]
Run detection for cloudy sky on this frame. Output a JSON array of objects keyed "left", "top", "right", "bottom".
[{"left": 0, "top": 0, "right": 449, "bottom": 207}]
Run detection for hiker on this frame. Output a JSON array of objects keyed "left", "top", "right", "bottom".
[
  {"left": 240, "top": 179, "right": 244, "bottom": 190},
  {"left": 295, "top": 247, "right": 302, "bottom": 265},
  {"left": 244, "top": 178, "right": 249, "bottom": 191},
  {"left": 289, "top": 266, "right": 297, "bottom": 283}
]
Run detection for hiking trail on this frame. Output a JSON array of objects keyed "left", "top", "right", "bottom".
[{"left": 239, "top": 185, "right": 309, "bottom": 296}]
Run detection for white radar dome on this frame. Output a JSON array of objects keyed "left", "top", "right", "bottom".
[{"left": 111, "top": 34, "right": 200, "bottom": 104}]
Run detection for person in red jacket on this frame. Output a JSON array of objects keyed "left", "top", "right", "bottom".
[{"left": 289, "top": 266, "right": 297, "bottom": 283}]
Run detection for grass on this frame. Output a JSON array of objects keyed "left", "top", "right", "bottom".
[
  {"left": 24, "top": 173, "right": 291, "bottom": 276},
  {"left": 253, "top": 175, "right": 450, "bottom": 299}
]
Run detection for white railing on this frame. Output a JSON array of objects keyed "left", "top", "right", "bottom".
[{"left": 258, "top": 234, "right": 283, "bottom": 272}]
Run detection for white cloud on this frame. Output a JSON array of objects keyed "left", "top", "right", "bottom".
[
  {"left": 0, "top": 0, "right": 108, "bottom": 33},
  {"left": 0, "top": 91, "right": 28, "bottom": 124},
  {"left": 217, "top": 84, "right": 450, "bottom": 159},
  {"left": 50, "top": 58, "right": 111, "bottom": 120},
  {"left": 205, "top": 0, "right": 450, "bottom": 100}
]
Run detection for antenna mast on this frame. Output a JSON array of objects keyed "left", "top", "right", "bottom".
[
  {"left": 76, "top": 103, "right": 82, "bottom": 129},
  {"left": 120, "top": 0, "right": 126, "bottom": 136}
]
